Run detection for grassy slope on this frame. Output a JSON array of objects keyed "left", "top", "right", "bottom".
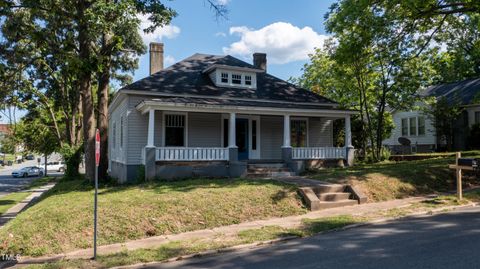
[
  {"left": 306, "top": 151, "right": 480, "bottom": 202},
  {"left": 0, "top": 192, "right": 31, "bottom": 215},
  {"left": 0, "top": 178, "right": 306, "bottom": 256}
]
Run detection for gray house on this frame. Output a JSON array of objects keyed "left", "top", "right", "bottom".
[{"left": 108, "top": 43, "right": 355, "bottom": 182}]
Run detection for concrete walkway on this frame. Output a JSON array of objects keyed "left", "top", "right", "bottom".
[
  {"left": 16, "top": 195, "right": 429, "bottom": 264},
  {"left": 0, "top": 184, "right": 56, "bottom": 227}
]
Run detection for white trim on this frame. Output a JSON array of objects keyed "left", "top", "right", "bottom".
[
  {"left": 137, "top": 100, "right": 355, "bottom": 118},
  {"left": 162, "top": 112, "right": 189, "bottom": 147},
  {"left": 202, "top": 64, "right": 264, "bottom": 74},
  {"left": 122, "top": 89, "right": 340, "bottom": 108}
]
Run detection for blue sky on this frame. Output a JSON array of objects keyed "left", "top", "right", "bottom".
[
  {"left": 1, "top": 0, "right": 336, "bottom": 123},
  {"left": 132, "top": 0, "right": 335, "bottom": 83}
]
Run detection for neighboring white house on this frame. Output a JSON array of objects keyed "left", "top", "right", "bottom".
[
  {"left": 384, "top": 77, "right": 480, "bottom": 153},
  {"left": 108, "top": 43, "right": 356, "bottom": 182}
]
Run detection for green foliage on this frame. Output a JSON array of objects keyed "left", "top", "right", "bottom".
[
  {"left": 422, "top": 97, "right": 463, "bottom": 150},
  {"left": 135, "top": 165, "right": 146, "bottom": 184},
  {"left": 363, "top": 146, "right": 391, "bottom": 163},
  {"left": 59, "top": 144, "right": 83, "bottom": 179},
  {"left": 468, "top": 124, "right": 480, "bottom": 150}
]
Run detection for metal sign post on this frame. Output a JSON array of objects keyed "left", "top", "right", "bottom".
[{"left": 94, "top": 129, "right": 100, "bottom": 259}]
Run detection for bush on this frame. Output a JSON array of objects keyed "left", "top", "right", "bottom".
[
  {"left": 468, "top": 124, "right": 480, "bottom": 150},
  {"left": 364, "top": 146, "right": 391, "bottom": 163},
  {"left": 136, "top": 165, "right": 146, "bottom": 183}
]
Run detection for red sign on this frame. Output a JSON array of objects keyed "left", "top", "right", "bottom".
[{"left": 95, "top": 129, "right": 100, "bottom": 166}]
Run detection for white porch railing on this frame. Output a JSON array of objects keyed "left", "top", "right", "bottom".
[
  {"left": 156, "top": 147, "right": 229, "bottom": 161},
  {"left": 292, "top": 147, "right": 346, "bottom": 160}
]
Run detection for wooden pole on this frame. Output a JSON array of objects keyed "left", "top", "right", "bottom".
[{"left": 456, "top": 152, "right": 462, "bottom": 200}]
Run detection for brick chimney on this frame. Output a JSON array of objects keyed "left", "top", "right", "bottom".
[
  {"left": 253, "top": 53, "right": 267, "bottom": 71},
  {"left": 149, "top": 42, "right": 164, "bottom": 75}
]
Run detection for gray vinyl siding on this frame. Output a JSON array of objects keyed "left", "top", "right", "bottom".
[
  {"left": 188, "top": 112, "right": 222, "bottom": 147},
  {"left": 260, "top": 115, "right": 283, "bottom": 159},
  {"left": 126, "top": 95, "right": 150, "bottom": 164},
  {"left": 308, "top": 117, "right": 333, "bottom": 147},
  {"left": 109, "top": 97, "right": 128, "bottom": 164}
]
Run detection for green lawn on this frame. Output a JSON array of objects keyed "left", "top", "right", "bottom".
[
  {"left": 0, "top": 178, "right": 306, "bottom": 257},
  {"left": 305, "top": 151, "right": 480, "bottom": 202},
  {"left": 0, "top": 192, "right": 31, "bottom": 215},
  {"left": 26, "top": 191, "right": 479, "bottom": 269}
]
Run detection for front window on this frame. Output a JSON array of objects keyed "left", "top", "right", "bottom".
[
  {"left": 475, "top": 111, "right": 480, "bottom": 124},
  {"left": 409, "top": 117, "right": 416, "bottom": 136},
  {"left": 401, "top": 118, "right": 408, "bottom": 136},
  {"left": 165, "top": 114, "right": 185, "bottom": 146},
  {"left": 291, "top": 119, "right": 307, "bottom": 147},
  {"left": 418, "top": 116, "right": 425, "bottom": 135},
  {"left": 120, "top": 116, "right": 124, "bottom": 148},
  {"left": 112, "top": 122, "right": 116, "bottom": 148},
  {"left": 252, "top": 120, "right": 257, "bottom": 150},
  {"left": 232, "top": 73, "right": 242, "bottom": 84}
]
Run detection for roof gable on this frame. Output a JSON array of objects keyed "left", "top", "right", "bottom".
[{"left": 422, "top": 77, "right": 480, "bottom": 105}]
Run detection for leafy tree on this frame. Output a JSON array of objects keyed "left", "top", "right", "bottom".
[{"left": 423, "top": 96, "right": 463, "bottom": 151}]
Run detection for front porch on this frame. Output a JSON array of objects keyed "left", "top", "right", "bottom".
[{"left": 137, "top": 101, "right": 355, "bottom": 180}]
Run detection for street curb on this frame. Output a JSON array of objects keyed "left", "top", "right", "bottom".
[{"left": 110, "top": 202, "right": 479, "bottom": 269}]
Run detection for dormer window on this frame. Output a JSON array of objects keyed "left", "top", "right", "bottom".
[
  {"left": 210, "top": 68, "right": 257, "bottom": 89},
  {"left": 232, "top": 73, "right": 242, "bottom": 85},
  {"left": 245, "top": 75, "right": 252, "bottom": 86},
  {"left": 221, "top": 72, "right": 229, "bottom": 83}
]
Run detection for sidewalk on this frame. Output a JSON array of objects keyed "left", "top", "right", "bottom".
[
  {"left": 17, "top": 195, "right": 430, "bottom": 264},
  {"left": 0, "top": 184, "right": 56, "bottom": 227}
]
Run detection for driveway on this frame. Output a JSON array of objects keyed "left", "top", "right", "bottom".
[{"left": 150, "top": 206, "right": 480, "bottom": 269}]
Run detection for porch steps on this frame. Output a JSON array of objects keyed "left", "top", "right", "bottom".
[
  {"left": 246, "top": 163, "right": 296, "bottom": 178},
  {"left": 299, "top": 184, "right": 364, "bottom": 211}
]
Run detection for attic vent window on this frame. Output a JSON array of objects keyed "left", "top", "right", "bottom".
[
  {"left": 245, "top": 75, "right": 252, "bottom": 85},
  {"left": 232, "top": 73, "right": 242, "bottom": 84},
  {"left": 221, "top": 72, "right": 229, "bottom": 83}
]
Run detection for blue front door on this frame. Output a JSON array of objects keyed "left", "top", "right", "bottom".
[{"left": 236, "top": 119, "right": 249, "bottom": 160}]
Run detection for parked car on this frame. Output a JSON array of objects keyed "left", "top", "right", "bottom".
[
  {"left": 12, "top": 166, "right": 45, "bottom": 178},
  {"left": 41, "top": 161, "right": 66, "bottom": 172},
  {"left": 25, "top": 154, "right": 35, "bottom": 160}
]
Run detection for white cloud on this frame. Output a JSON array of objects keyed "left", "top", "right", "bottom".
[
  {"left": 216, "top": 0, "right": 230, "bottom": 5},
  {"left": 223, "top": 22, "right": 329, "bottom": 64},
  {"left": 164, "top": 55, "right": 176, "bottom": 67},
  {"left": 215, "top": 32, "right": 227, "bottom": 37},
  {"left": 138, "top": 14, "right": 181, "bottom": 45}
]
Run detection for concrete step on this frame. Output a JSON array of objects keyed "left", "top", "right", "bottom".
[
  {"left": 317, "top": 192, "right": 351, "bottom": 202},
  {"left": 312, "top": 184, "right": 346, "bottom": 194},
  {"left": 247, "top": 168, "right": 290, "bottom": 173},
  {"left": 317, "top": 199, "right": 358, "bottom": 210},
  {"left": 246, "top": 171, "right": 296, "bottom": 179},
  {"left": 247, "top": 163, "right": 286, "bottom": 169}
]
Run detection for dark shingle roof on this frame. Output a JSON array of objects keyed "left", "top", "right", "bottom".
[
  {"left": 122, "top": 53, "right": 337, "bottom": 105},
  {"left": 422, "top": 77, "right": 480, "bottom": 105}
]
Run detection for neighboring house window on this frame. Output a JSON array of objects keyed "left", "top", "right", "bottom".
[
  {"left": 291, "top": 119, "right": 307, "bottom": 147},
  {"left": 252, "top": 120, "right": 257, "bottom": 150},
  {"left": 221, "top": 72, "right": 228, "bottom": 83},
  {"left": 401, "top": 118, "right": 408, "bottom": 136},
  {"left": 418, "top": 116, "right": 425, "bottom": 135},
  {"left": 120, "top": 116, "right": 124, "bottom": 148},
  {"left": 232, "top": 73, "right": 242, "bottom": 84},
  {"left": 245, "top": 75, "right": 252, "bottom": 86},
  {"left": 475, "top": 111, "right": 480, "bottom": 124},
  {"left": 165, "top": 114, "right": 186, "bottom": 146},
  {"left": 409, "top": 117, "right": 417, "bottom": 136},
  {"left": 112, "top": 122, "right": 116, "bottom": 149}
]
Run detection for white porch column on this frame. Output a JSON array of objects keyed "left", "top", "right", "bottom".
[
  {"left": 147, "top": 109, "right": 155, "bottom": 147},
  {"left": 283, "top": 114, "right": 291, "bottom": 148},
  {"left": 345, "top": 115, "right": 352, "bottom": 147},
  {"left": 228, "top": 112, "right": 237, "bottom": 148}
]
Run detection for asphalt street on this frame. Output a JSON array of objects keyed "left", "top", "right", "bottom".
[
  {"left": 0, "top": 159, "right": 62, "bottom": 197},
  {"left": 151, "top": 206, "right": 480, "bottom": 269}
]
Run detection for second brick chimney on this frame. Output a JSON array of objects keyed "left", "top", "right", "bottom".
[
  {"left": 253, "top": 53, "right": 267, "bottom": 71},
  {"left": 149, "top": 42, "right": 164, "bottom": 75}
]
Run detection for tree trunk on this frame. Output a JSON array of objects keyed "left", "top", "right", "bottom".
[
  {"left": 97, "top": 44, "right": 111, "bottom": 181},
  {"left": 77, "top": 0, "right": 95, "bottom": 181}
]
